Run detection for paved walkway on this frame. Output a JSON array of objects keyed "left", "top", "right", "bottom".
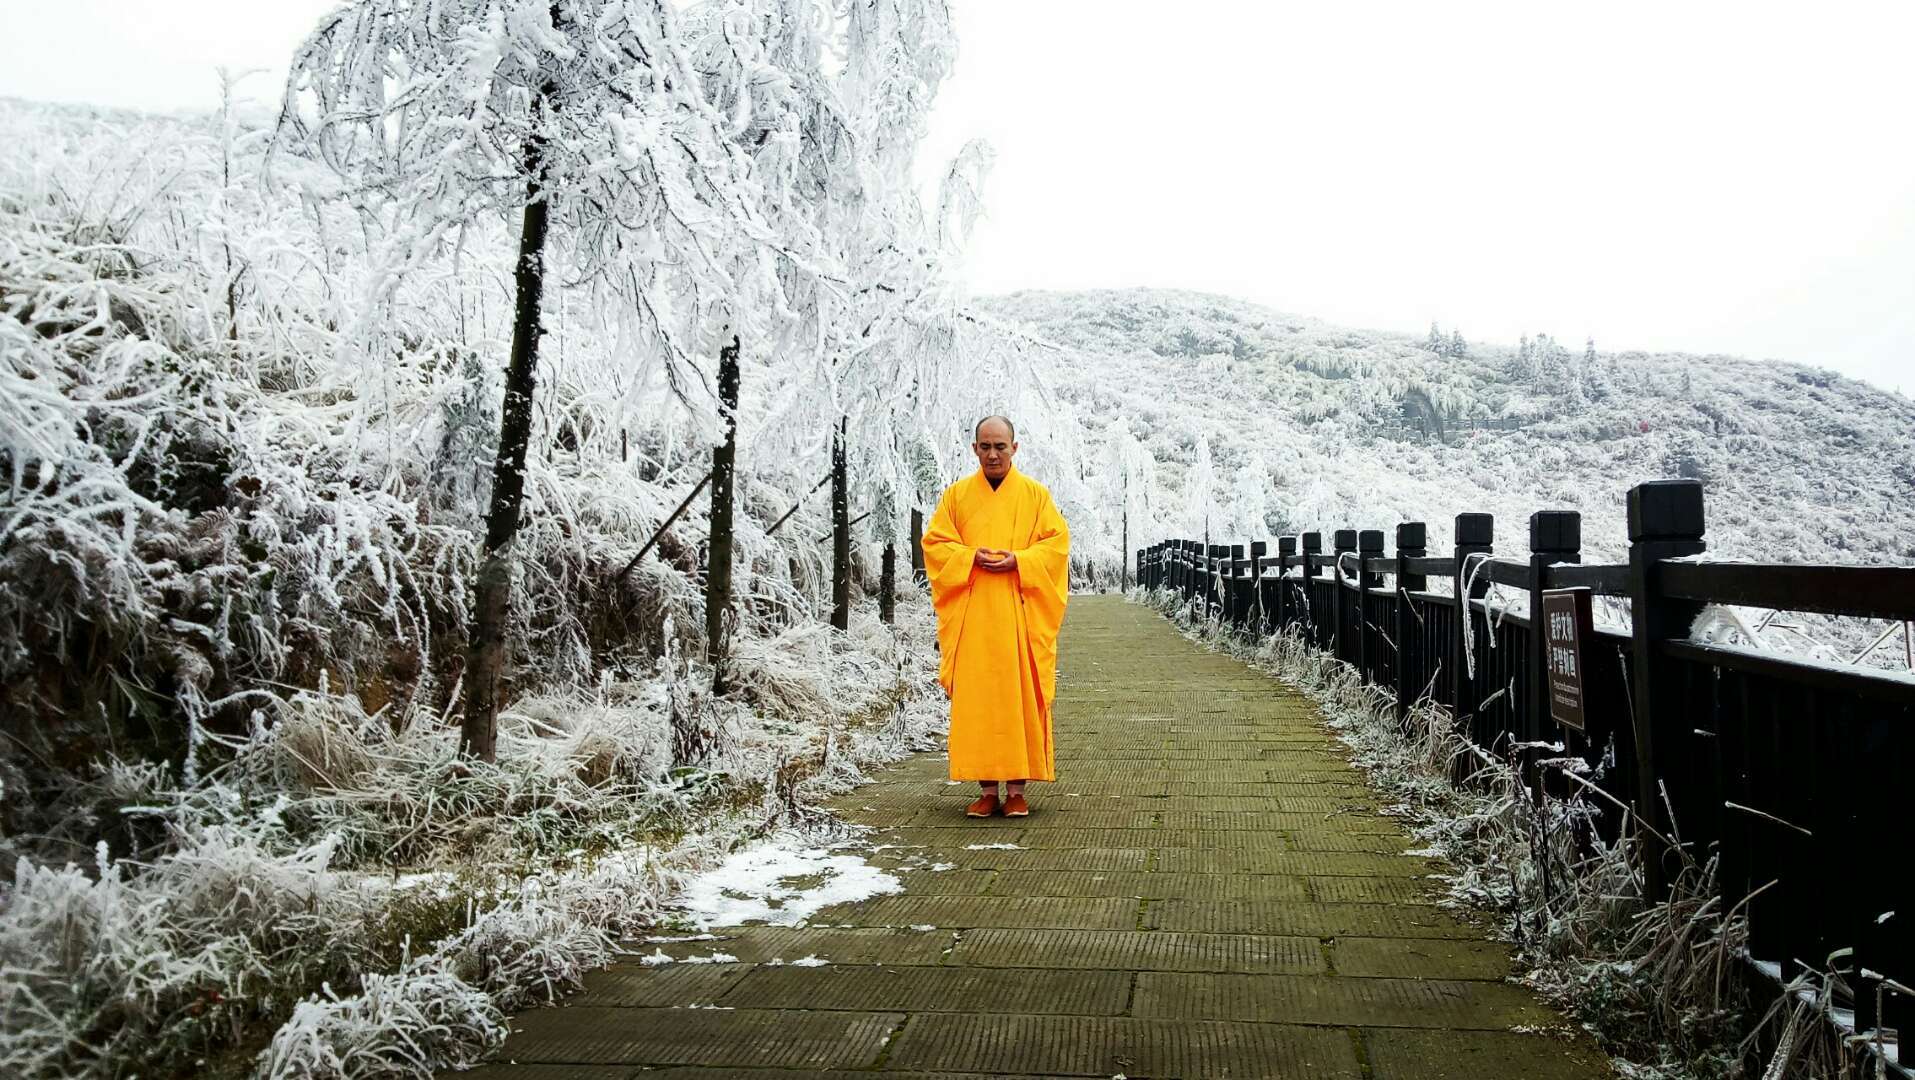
[{"left": 465, "top": 596, "right": 1610, "bottom": 1079}]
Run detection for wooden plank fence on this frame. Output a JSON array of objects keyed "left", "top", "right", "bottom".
[{"left": 1137, "top": 479, "right": 1913, "bottom": 1043}]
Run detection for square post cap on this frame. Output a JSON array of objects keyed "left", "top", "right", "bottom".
[
  {"left": 1529, "top": 510, "right": 1582, "bottom": 554},
  {"left": 1279, "top": 537, "right": 1299, "bottom": 555},
  {"left": 1454, "top": 512, "right": 1494, "bottom": 547},
  {"left": 1251, "top": 540, "right": 1268, "bottom": 557},
  {"left": 1395, "top": 522, "right": 1427, "bottom": 551},
  {"left": 1358, "top": 529, "right": 1385, "bottom": 554},
  {"left": 1333, "top": 529, "right": 1358, "bottom": 552},
  {"left": 1302, "top": 532, "right": 1323, "bottom": 552},
  {"left": 1628, "top": 480, "right": 1705, "bottom": 542},
  {"left": 1230, "top": 544, "right": 1245, "bottom": 558}
]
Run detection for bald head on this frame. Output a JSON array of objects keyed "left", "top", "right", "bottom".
[
  {"left": 972, "top": 415, "right": 1018, "bottom": 482},
  {"left": 974, "top": 415, "right": 1016, "bottom": 441}
]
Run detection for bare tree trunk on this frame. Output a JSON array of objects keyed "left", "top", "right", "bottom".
[
  {"left": 705, "top": 335, "right": 740, "bottom": 691},
  {"left": 879, "top": 542, "right": 896, "bottom": 624},
  {"left": 830, "top": 417, "right": 850, "bottom": 631},
  {"left": 460, "top": 120, "right": 551, "bottom": 762}
]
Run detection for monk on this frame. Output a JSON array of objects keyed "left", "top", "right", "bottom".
[{"left": 920, "top": 416, "right": 1071, "bottom": 818}]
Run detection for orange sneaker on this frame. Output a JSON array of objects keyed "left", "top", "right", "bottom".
[
  {"left": 965, "top": 792, "right": 1000, "bottom": 817},
  {"left": 1002, "top": 793, "right": 1030, "bottom": 817}
]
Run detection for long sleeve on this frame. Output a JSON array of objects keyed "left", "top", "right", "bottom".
[
  {"left": 1012, "top": 485, "right": 1070, "bottom": 712},
  {"left": 920, "top": 484, "right": 976, "bottom": 696},
  {"left": 1012, "top": 488, "right": 1070, "bottom": 600},
  {"left": 920, "top": 486, "right": 974, "bottom": 603}
]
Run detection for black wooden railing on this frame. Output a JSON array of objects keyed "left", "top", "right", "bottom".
[{"left": 1138, "top": 479, "right": 1913, "bottom": 1040}]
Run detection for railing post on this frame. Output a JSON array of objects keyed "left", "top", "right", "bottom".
[
  {"left": 1395, "top": 522, "right": 1428, "bottom": 720},
  {"left": 1199, "top": 544, "right": 1213, "bottom": 619},
  {"left": 1451, "top": 513, "right": 1494, "bottom": 725},
  {"left": 1626, "top": 480, "right": 1706, "bottom": 897},
  {"left": 1527, "top": 511, "right": 1582, "bottom": 745},
  {"left": 1185, "top": 539, "right": 1194, "bottom": 599},
  {"left": 1301, "top": 532, "right": 1323, "bottom": 643},
  {"left": 1211, "top": 544, "right": 1226, "bottom": 622},
  {"left": 1357, "top": 529, "right": 1385, "bottom": 682},
  {"left": 1277, "top": 536, "right": 1297, "bottom": 633},
  {"left": 1250, "top": 540, "right": 1268, "bottom": 634},
  {"left": 1229, "top": 543, "right": 1246, "bottom": 627},
  {"left": 1332, "top": 529, "right": 1357, "bottom": 661},
  {"left": 1182, "top": 540, "right": 1193, "bottom": 599}
]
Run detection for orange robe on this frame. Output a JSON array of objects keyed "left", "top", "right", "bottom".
[{"left": 921, "top": 467, "right": 1071, "bottom": 782}]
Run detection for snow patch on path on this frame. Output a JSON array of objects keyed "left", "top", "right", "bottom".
[{"left": 673, "top": 833, "right": 901, "bottom": 928}]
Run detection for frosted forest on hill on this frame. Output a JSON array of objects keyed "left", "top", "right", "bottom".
[
  {"left": 994, "top": 287, "right": 1915, "bottom": 572},
  {"left": 990, "top": 287, "right": 1915, "bottom": 668}
]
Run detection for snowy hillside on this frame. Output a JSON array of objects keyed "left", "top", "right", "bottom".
[{"left": 992, "top": 288, "right": 1915, "bottom": 573}]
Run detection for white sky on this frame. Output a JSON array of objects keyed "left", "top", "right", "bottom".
[{"left": 3, "top": 0, "right": 1910, "bottom": 393}]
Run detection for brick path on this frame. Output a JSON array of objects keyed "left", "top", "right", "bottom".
[{"left": 462, "top": 595, "right": 1610, "bottom": 1078}]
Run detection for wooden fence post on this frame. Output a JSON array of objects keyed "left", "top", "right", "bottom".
[
  {"left": 1176, "top": 540, "right": 1186, "bottom": 596},
  {"left": 1230, "top": 543, "right": 1246, "bottom": 627},
  {"left": 1452, "top": 513, "right": 1494, "bottom": 726},
  {"left": 879, "top": 541, "right": 897, "bottom": 624},
  {"left": 1626, "top": 480, "right": 1706, "bottom": 896},
  {"left": 1525, "top": 511, "right": 1581, "bottom": 815},
  {"left": 1277, "top": 536, "right": 1298, "bottom": 633},
  {"left": 1395, "top": 522, "right": 1428, "bottom": 720},
  {"left": 910, "top": 507, "right": 925, "bottom": 585},
  {"left": 1357, "top": 529, "right": 1385, "bottom": 680},
  {"left": 1333, "top": 530, "right": 1358, "bottom": 660},
  {"left": 1209, "top": 544, "right": 1225, "bottom": 621},
  {"left": 1184, "top": 541, "right": 1196, "bottom": 606},
  {"left": 1527, "top": 511, "right": 1582, "bottom": 744},
  {"left": 1301, "top": 532, "right": 1323, "bottom": 642},
  {"left": 1250, "top": 540, "right": 1268, "bottom": 634}
]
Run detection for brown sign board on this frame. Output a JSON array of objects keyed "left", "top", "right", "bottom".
[{"left": 1542, "top": 588, "right": 1594, "bottom": 732}]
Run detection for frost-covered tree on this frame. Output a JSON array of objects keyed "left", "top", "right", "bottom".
[
  {"left": 1449, "top": 329, "right": 1468, "bottom": 359},
  {"left": 278, "top": 0, "right": 784, "bottom": 759},
  {"left": 1185, "top": 430, "right": 1215, "bottom": 540},
  {"left": 1100, "top": 423, "right": 1156, "bottom": 577},
  {"left": 1227, "top": 449, "right": 1272, "bottom": 537},
  {"left": 682, "top": 1, "right": 1026, "bottom": 602}
]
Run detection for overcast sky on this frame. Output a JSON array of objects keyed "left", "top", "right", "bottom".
[{"left": 3, "top": 1, "right": 1909, "bottom": 393}]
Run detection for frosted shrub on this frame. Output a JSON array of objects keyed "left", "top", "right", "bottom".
[{"left": 255, "top": 968, "right": 503, "bottom": 1080}]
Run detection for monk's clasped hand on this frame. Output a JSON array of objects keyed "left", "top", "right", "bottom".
[{"left": 974, "top": 548, "right": 1019, "bottom": 573}]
